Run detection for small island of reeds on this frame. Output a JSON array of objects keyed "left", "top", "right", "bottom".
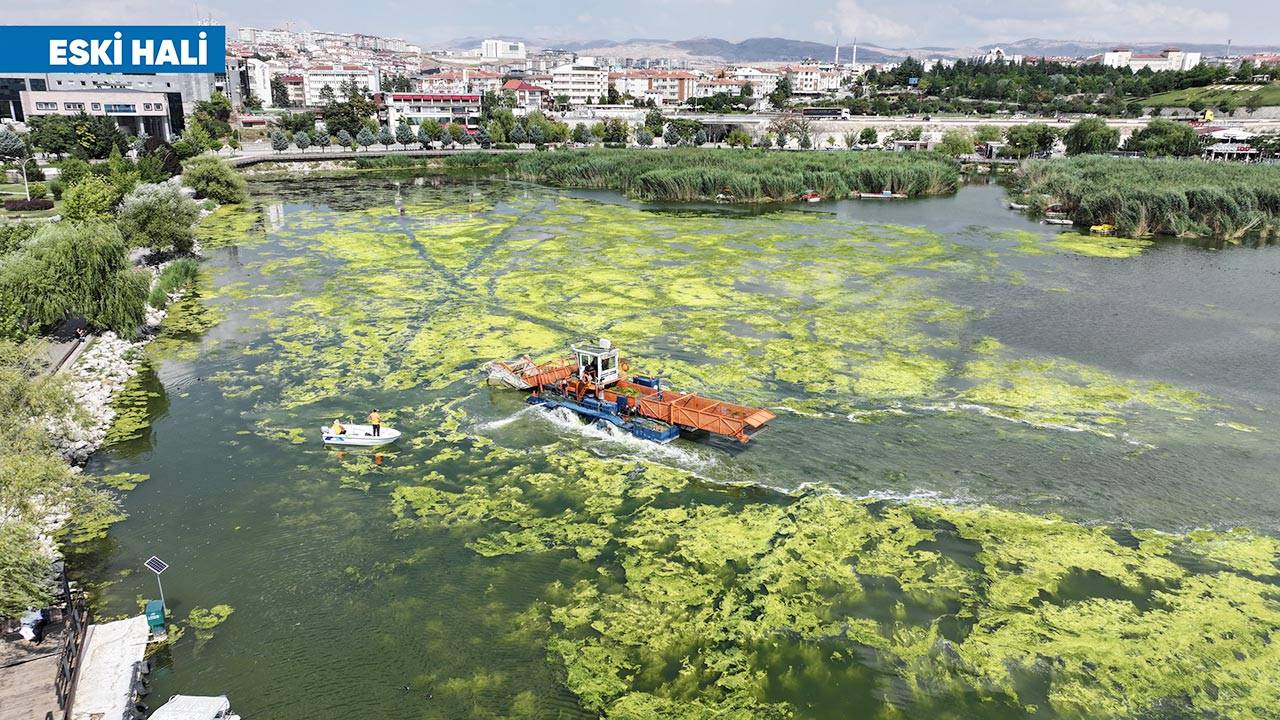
[
  {"left": 1015, "top": 156, "right": 1280, "bottom": 240},
  {"left": 508, "top": 148, "right": 961, "bottom": 202}
]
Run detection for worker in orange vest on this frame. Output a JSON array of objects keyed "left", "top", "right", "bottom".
[{"left": 368, "top": 409, "right": 381, "bottom": 437}]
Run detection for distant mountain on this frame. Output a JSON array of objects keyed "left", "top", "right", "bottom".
[
  {"left": 979, "top": 38, "right": 1278, "bottom": 58},
  {"left": 670, "top": 37, "right": 898, "bottom": 63},
  {"left": 439, "top": 35, "right": 1279, "bottom": 63}
]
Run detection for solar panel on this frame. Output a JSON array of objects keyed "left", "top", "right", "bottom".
[{"left": 145, "top": 556, "right": 169, "bottom": 574}]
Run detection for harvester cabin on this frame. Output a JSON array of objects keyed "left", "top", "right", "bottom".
[{"left": 573, "top": 342, "right": 620, "bottom": 386}]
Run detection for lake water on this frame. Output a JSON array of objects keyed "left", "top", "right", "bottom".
[{"left": 81, "top": 175, "right": 1280, "bottom": 719}]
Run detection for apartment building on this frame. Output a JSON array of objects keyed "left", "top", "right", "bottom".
[
  {"left": 279, "top": 75, "right": 306, "bottom": 106},
  {"left": 19, "top": 88, "right": 171, "bottom": 139},
  {"left": 550, "top": 57, "right": 608, "bottom": 106},
  {"left": 727, "top": 67, "right": 781, "bottom": 96},
  {"left": 609, "top": 70, "right": 700, "bottom": 104},
  {"left": 235, "top": 57, "right": 276, "bottom": 107},
  {"left": 302, "top": 65, "right": 379, "bottom": 106},
  {"left": 1095, "top": 49, "right": 1202, "bottom": 72},
  {"left": 695, "top": 78, "right": 750, "bottom": 97},
  {"left": 780, "top": 64, "right": 842, "bottom": 95}
]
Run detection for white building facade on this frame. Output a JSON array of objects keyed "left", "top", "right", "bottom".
[
  {"left": 728, "top": 67, "right": 781, "bottom": 96},
  {"left": 781, "top": 64, "right": 842, "bottom": 95},
  {"left": 482, "top": 39, "right": 526, "bottom": 62},
  {"left": 378, "top": 93, "right": 482, "bottom": 129},
  {"left": 1098, "top": 49, "right": 1202, "bottom": 72},
  {"left": 609, "top": 70, "right": 700, "bottom": 104},
  {"left": 551, "top": 57, "right": 608, "bottom": 106},
  {"left": 20, "top": 89, "right": 171, "bottom": 139},
  {"left": 302, "top": 65, "right": 379, "bottom": 106}
]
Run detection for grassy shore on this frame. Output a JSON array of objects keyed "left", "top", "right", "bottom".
[
  {"left": 1141, "top": 82, "right": 1280, "bottom": 109},
  {"left": 1014, "top": 156, "right": 1280, "bottom": 239},
  {"left": 505, "top": 148, "right": 961, "bottom": 202}
]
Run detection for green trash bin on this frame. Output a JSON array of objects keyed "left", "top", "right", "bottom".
[{"left": 145, "top": 599, "right": 167, "bottom": 635}]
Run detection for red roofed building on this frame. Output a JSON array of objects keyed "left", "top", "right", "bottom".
[
  {"left": 779, "top": 64, "right": 841, "bottom": 95},
  {"left": 420, "top": 69, "right": 503, "bottom": 95},
  {"left": 501, "top": 79, "right": 548, "bottom": 111},
  {"left": 609, "top": 69, "right": 700, "bottom": 104},
  {"left": 694, "top": 77, "right": 749, "bottom": 98},
  {"left": 376, "top": 92, "right": 483, "bottom": 130}
]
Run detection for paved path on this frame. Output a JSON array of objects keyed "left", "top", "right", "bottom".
[
  {"left": 0, "top": 621, "right": 70, "bottom": 720},
  {"left": 0, "top": 653, "right": 62, "bottom": 720}
]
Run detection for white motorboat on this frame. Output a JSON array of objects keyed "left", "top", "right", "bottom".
[
  {"left": 149, "top": 694, "right": 241, "bottom": 720},
  {"left": 321, "top": 424, "right": 401, "bottom": 447}
]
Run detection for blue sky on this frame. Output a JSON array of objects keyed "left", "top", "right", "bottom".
[{"left": 6, "top": 0, "right": 1275, "bottom": 48}]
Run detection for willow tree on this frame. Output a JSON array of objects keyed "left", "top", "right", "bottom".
[{"left": 0, "top": 222, "right": 150, "bottom": 339}]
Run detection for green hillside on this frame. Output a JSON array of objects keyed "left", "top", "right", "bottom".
[{"left": 1142, "top": 83, "right": 1280, "bottom": 109}]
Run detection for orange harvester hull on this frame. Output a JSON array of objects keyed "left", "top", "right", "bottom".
[{"left": 490, "top": 357, "right": 775, "bottom": 443}]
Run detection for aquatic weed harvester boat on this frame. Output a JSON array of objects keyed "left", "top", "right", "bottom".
[{"left": 487, "top": 340, "right": 775, "bottom": 443}]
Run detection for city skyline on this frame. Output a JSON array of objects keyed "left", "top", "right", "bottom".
[{"left": 8, "top": 0, "right": 1279, "bottom": 50}]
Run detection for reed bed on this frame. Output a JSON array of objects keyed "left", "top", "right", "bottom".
[
  {"left": 509, "top": 148, "right": 960, "bottom": 202},
  {"left": 1015, "top": 156, "right": 1280, "bottom": 240}
]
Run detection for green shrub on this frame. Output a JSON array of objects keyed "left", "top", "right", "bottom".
[
  {"left": 117, "top": 183, "right": 200, "bottom": 254},
  {"left": 55, "top": 158, "right": 91, "bottom": 187},
  {"left": 0, "top": 223, "right": 38, "bottom": 255},
  {"left": 61, "top": 174, "right": 116, "bottom": 221},
  {"left": 0, "top": 339, "right": 117, "bottom": 615},
  {"left": 27, "top": 182, "right": 48, "bottom": 200},
  {"left": 182, "top": 156, "right": 246, "bottom": 204}
]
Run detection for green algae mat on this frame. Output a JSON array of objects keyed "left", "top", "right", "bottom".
[{"left": 83, "top": 177, "right": 1280, "bottom": 720}]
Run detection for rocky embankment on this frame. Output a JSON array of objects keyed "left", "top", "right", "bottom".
[{"left": 44, "top": 280, "right": 181, "bottom": 464}]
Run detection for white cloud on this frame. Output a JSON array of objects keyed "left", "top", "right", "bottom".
[
  {"left": 955, "top": 0, "right": 1232, "bottom": 45},
  {"left": 831, "top": 0, "right": 914, "bottom": 42},
  {"left": 9, "top": 0, "right": 224, "bottom": 24}
]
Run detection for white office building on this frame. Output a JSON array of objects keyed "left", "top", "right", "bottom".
[
  {"left": 551, "top": 57, "right": 608, "bottom": 106},
  {"left": 240, "top": 57, "right": 275, "bottom": 108},
  {"left": 482, "top": 39, "right": 526, "bottom": 62},
  {"left": 302, "top": 65, "right": 379, "bottom": 106},
  {"left": 1096, "top": 49, "right": 1202, "bottom": 72},
  {"left": 20, "top": 88, "right": 172, "bottom": 139}
]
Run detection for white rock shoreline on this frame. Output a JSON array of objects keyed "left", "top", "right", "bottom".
[
  {"left": 46, "top": 280, "right": 185, "bottom": 464},
  {"left": 24, "top": 266, "right": 195, "bottom": 566}
]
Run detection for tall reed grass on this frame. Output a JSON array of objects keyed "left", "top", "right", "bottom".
[
  {"left": 1016, "top": 156, "right": 1280, "bottom": 239},
  {"left": 149, "top": 258, "right": 200, "bottom": 309},
  {"left": 509, "top": 149, "right": 960, "bottom": 202}
]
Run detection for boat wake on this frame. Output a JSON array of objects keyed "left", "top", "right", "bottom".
[
  {"left": 473, "top": 406, "right": 537, "bottom": 431},
  {"left": 534, "top": 406, "right": 718, "bottom": 470}
]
